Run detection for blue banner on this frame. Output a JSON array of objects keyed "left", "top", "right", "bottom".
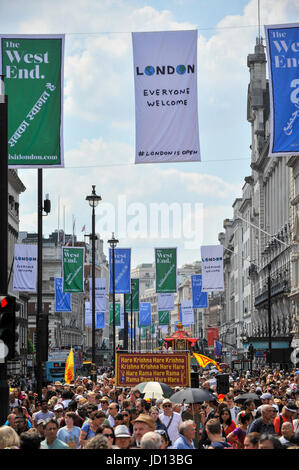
[
  {"left": 178, "top": 305, "right": 190, "bottom": 327},
  {"left": 96, "top": 312, "right": 105, "bottom": 329},
  {"left": 128, "top": 322, "right": 135, "bottom": 340},
  {"left": 214, "top": 340, "right": 222, "bottom": 357},
  {"left": 109, "top": 248, "right": 131, "bottom": 294},
  {"left": 139, "top": 302, "right": 151, "bottom": 327},
  {"left": 191, "top": 274, "right": 208, "bottom": 308},
  {"left": 265, "top": 23, "right": 299, "bottom": 156},
  {"left": 55, "top": 277, "right": 71, "bottom": 312}
]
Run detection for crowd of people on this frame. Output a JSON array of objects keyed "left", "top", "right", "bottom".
[{"left": 0, "top": 366, "right": 298, "bottom": 450}]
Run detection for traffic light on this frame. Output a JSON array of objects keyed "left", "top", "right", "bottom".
[{"left": 0, "top": 295, "right": 18, "bottom": 360}]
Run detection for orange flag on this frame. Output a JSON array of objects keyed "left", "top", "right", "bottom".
[
  {"left": 193, "top": 352, "right": 222, "bottom": 372},
  {"left": 64, "top": 347, "right": 74, "bottom": 384}
]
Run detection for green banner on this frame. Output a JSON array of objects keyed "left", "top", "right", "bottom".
[
  {"left": 62, "top": 247, "right": 84, "bottom": 293},
  {"left": 109, "top": 302, "right": 121, "bottom": 326},
  {"left": 124, "top": 278, "right": 139, "bottom": 312},
  {"left": 158, "top": 310, "right": 170, "bottom": 326},
  {"left": 141, "top": 327, "right": 147, "bottom": 339},
  {"left": 155, "top": 248, "right": 177, "bottom": 293},
  {"left": 124, "top": 293, "right": 131, "bottom": 312},
  {"left": 1, "top": 34, "right": 64, "bottom": 167},
  {"left": 131, "top": 278, "right": 140, "bottom": 311}
]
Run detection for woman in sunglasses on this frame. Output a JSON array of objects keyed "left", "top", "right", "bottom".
[
  {"left": 96, "top": 424, "right": 115, "bottom": 447},
  {"left": 121, "top": 408, "right": 133, "bottom": 435}
]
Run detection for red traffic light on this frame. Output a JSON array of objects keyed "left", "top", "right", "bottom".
[{"left": 0, "top": 297, "right": 8, "bottom": 308}]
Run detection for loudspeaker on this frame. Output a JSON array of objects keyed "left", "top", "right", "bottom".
[
  {"left": 216, "top": 374, "right": 230, "bottom": 394},
  {"left": 191, "top": 372, "right": 199, "bottom": 388}
]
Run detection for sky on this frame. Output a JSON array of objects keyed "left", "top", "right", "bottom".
[{"left": 1, "top": 0, "right": 299, "bottom": 269}]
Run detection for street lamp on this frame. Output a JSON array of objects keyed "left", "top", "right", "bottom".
[
  {"left": 267, "top": 263, "right": 272, "bottom": 368},
  {"left": 86, "top": 185, "right": 101, "bottom": 374},
  {"left": 108, "top": 232, "right": 119, "bottom": 367}
]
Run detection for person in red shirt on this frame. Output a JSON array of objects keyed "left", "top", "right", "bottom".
[
  {"left": 273, "top": 400, "right": 298, "bottom": 436},
  {"left": 219, "top": 407, "right": 236, "bottom": 437}
]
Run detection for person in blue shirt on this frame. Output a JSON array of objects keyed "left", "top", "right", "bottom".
[
  {"left": 172, "top": 420, "right": 196, "bottom": 449},
  {"left": 57, "top": 411, "right": 81, "bottom": 448}
]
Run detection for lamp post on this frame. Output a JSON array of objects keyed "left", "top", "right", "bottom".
[
  {"left": 86, "top": 185, "right": 101, "bottom": 373},
  {"left": 267, "top": 263, "right": 272, "bottom": 368},
  {"left": 130, "top": 279, "right": 133, "bottom": 352},
  {"left": 108, "top": 232, "right": 119, "bottom": 367}
]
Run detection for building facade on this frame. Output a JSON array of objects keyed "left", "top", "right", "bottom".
[
  {"left": 219, "top": 38, "right": 298, "bottom": 369},
  {"left": 7, "top": 170, "right": 26, "bottom": 377}
]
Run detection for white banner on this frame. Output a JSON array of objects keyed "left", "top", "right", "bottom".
[
  {"left": 85, "top": 301, "right": 92, "bottom": 326},
  {"left": 157, "top": 293, "right": 174, "bottom": 311},
  {"left": 159, "top": 325, "right": 169, "bottom": 334},
  {"left": 201, "top": 245, "right": 224, "bottom": 292},
  {"left": 13, "top": 244, "right": 37, "bottom": 292},
  {"left": 89, "top": 277, "right": 106, "bottom": 312},
  {"left": 180, "top": 299, "right": 194, "bottom": 325},
  {"left": 132, "top": 29, "right": 200, "bottom": 164}
]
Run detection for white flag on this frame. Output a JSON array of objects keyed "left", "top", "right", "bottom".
[
  {"left": 157, "top": 293, "right": 174, "bottom": 311},
  {"left": 132, "top": 30, "right": 200, "bottom": 164},
  {"left": 89, "top": 277, "right": 106, "bottom": 312},
  {"left": 201, "top": 245, "right": 224, "bottom": 292},
  {"left": 85, "top": 302, "right": 92, "bottom": 326},
  {"left": 181, "top": 300, "right": 194, "bottom": 324},
  {"left": 13, "top": 244, "right": 37, "bottom": 292}
]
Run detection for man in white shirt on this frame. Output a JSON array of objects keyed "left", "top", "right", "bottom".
[
  {"left": 160, "top": 399, "right": 182, "bottom": 447},
  {"left": 107, "top": 402, "right": 119, "bottom": 427}
]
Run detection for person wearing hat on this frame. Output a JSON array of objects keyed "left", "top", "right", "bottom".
[
  {"left": 114, "top": 424, "right": 132, "bottom": 449},
  {"left": 255, "top": 393, "right": 277, "bottom": 417},
  {"left": 159, "top": 399, "right": 182, "bottom": 449},
  {"left": 132, "top": 413, "right": 155, "bottom": 448},
  {"left": 36, "top": 419, "right": 46, "bottom": 440},
  {"left": 53, "top": 404, "right": 64, "bottom": 426},
  {"left": 273, "top": 400, "right": 298, "bottom": 436},
  {"left": 98, "top": 397, "right": 109, "bottom": 416}
]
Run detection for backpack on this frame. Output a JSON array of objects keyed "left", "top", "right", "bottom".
[{"left": 211, "top": 441, "right": 233, "bottom": 449}]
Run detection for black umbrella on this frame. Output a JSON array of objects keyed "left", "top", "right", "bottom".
[
  {"left": 234, "top": 393, "right": 262, "bottom": 405},
  {"left": 170, "top": 387, "right": 217, "bottom": 404}
]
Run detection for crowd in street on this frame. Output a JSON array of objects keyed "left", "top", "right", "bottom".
[{"left": 0, "top": 366, "right": 299, "bottom": 450}]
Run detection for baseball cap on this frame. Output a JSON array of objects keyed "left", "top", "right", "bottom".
[
  {"left": 260, "top": 393, "right": 272, "bottom": 400},
  {"left": 133, "top": 414, "right": 155, "bottom": 431},
  {"left": 54, "top": 404, "right": 64, "bottom": 411},
  {"left": 114, "top": 425, "right": 131, "bottom": 438}
]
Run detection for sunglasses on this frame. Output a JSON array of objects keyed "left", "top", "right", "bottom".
[
  {"left": 122, "top": 414, "right": 129, "bottom": 417},
  {"left": 155, "top": 430, "right": 167, "bottom": 437},
  {"left": 103, "top": 433, "right": 113, "bottom": 438},
  {"left": 163, "top": 404, "right": 172, "bottom": 408}
]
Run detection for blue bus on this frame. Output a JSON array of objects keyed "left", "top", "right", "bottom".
[
  {"left": 45, "top": 349, "right": 81, "bottom": 383},
  {"left": 45, "top": 359, "right": 67, "bottom": 383}
]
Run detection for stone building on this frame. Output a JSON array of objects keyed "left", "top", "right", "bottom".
[
  {"left": 219, "top": 38, "right": 298, "bottom": 368},
  {"left": 21, "top": 230, "right": 110, "bottom": 368},
  {"left": 7, "top": 170, "right": 26, "bottom": 376}
]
